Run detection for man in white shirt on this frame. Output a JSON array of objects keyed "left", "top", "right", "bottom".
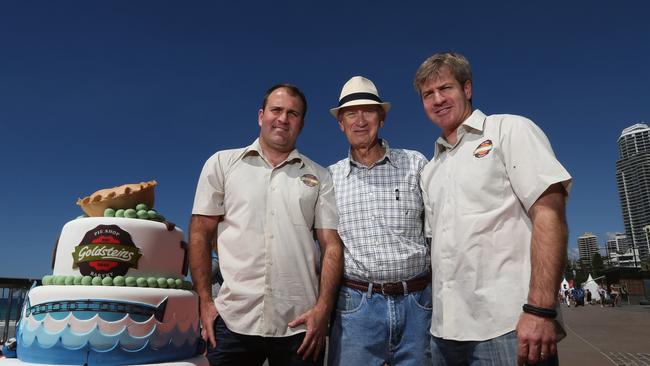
[
  {"left": 414, "top": 52, "right": 571, "bottom": 365},
  {"left": 189, "top": 84, "right": 343, "bottom": 366}
]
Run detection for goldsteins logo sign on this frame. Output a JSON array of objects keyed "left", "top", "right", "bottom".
[{"left": 72, "top": 225, "right": 142, "bottom": 277}]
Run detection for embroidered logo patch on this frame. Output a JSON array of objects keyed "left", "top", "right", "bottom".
[
  {"left": 473, "top": 140, "right": 493, "bottom": 158},
  {"left": 300, "top": 174, "right": 319, "bottom": 187}
]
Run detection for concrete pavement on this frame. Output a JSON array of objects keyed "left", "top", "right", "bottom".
[{"left": 558, "top": 303, "right": 650, "bottom": 365}]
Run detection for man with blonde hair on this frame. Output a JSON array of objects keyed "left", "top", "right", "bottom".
[{"left": 414, "top": 52, "right": 571, "bottom": 365}]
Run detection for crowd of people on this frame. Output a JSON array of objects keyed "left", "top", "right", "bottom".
[
  {"left": 560, "top": 283, "right": 629, "bottom": 308},
  {"left": 188, "top": 52, "right": 572, "bottom": 366}
]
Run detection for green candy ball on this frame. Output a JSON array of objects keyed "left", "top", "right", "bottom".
[
  {"left": 54, "top": 276, "right": 66, "bottom": 285},
  {"left": 183, "top": 281, "right": 193, "bottom": 290},
  {"left": 135, "top": 203, "right": 148, "bottom": 211},
  {"left": 124, "top": 209, "right": 137, "bottom": 218},
  {"left": 115, "top": 209, "right": 125, "bottom": 217},
  {"left": 147, "top": 277, "right": 158, "bottom": 288},
  {"left": 64, "top": 276, "right": 75, "bottom": 285},
  {"left": 157, "top": 278, "right": 168, "bottom": 288},
  {"left": 104, "top": 208, "right": 116, "bottom": 217},
  {"left": 42, "top": 275, "right": 54, "bottom": 286},
  {"left": 73, "top": 276, "right": 82, "bottom": 285},
  {"left": 81, "top": 276, "right": 93, "bottom": 285},
  {"left": 174, "top": 279, "right": 183, "bottom": 289},
  {"left": 147, "top": 210, "right": 158, "bottom": 219},
  {"left": 102, "top": 277, "right": 113, "bottom": 286},
  {"left": 166, "top": 278, "right": 176, "bottom": 288},
  {"left": 137, "top": 209, "right": 149, "bottom": 219},
  {"left": 113, "top": 276, "right": 125, "bottom": 286},
  {"left": 91, "top": 276, "right": 103, "bottom": 286},
  {"left": 136, "top": 277, "right": 148, "bottom": 287},
  {"left": 125, "top": 277, "right": 137, "bottom": 287}
]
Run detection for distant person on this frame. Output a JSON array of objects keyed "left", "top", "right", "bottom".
[
  {"left": 598, "top": 284, "right": 606, "bottom": 307},
  {"left": 573, "top": 288, "right": 585, "bottom": 307},
  {"left": 610, "top": 285, "right": 619, "bottom": 307},
  {"left": 621, "top": 284, "right": 629, "bottom": 305},
  {"left": 586, "top": 289, "right": 592, "bottom": 305},
  {"left": 415, "top": 51, "right": 572, "bottom": 366},
  {"left": 564, "top": 289, "right": 571, "bottom": 307},
  {"left": 327, "top": 76, "right": 432, "bottom": 366},
  {"left": 189, "top": 84, "right": 344, "bottom": 366}
]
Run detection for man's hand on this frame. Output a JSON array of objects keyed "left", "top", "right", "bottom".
[
  {"left": 200, "top": 298, "right": 219, "bottom": 350},
  {"left": 288, "top": 304, "right": 328, "bottom": 361},
  {"left": 516, "top": 313, "right": 557, "bottom": 366}
]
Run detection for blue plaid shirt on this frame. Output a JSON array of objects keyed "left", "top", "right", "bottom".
[{"left": 329, "top": 140, "right": 429, "bottom": 282}]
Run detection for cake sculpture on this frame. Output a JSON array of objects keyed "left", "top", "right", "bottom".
[{"left": 8, "top": 181, "right": 207, "bottom": 366}]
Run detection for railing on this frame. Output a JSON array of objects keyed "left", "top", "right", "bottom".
[{"left": 1, "top": 278, "right": 39, "bottom": 344}]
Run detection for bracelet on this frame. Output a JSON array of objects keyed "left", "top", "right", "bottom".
[{"left": 522, "top": 303, "right": 557, "bottom": 319}]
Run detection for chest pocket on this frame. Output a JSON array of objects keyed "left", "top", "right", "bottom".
[
  {"left": 453, "top": 140, "right": 505, "bottom": 214},
  {"left": 287, "top": 174, "right": 320, "bottom": 227},
  {"left": 380, "top": 181, "right": 423, "bottom": 236}
]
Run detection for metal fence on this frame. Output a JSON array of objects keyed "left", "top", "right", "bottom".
[{"left": 1, "top": 278, "right": 38, "bottom": 344}]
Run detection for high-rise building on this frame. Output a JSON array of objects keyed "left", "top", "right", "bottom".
[
  {"left": 616, "top": 123, "right": 650, "bottom": 262},
  {"left": 577, "top": 232, "right": 600, "bottom": 270},
  {"left": 606, "top": 233, "right": 627, "bottom": 255}
]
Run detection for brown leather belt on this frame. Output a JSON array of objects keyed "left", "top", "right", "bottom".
[{"left": 343, "top": 273, "right": 431, "bottom": 296}]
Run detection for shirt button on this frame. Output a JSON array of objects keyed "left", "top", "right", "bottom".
[{"left": 269, "top": 234, "right": 274, "bottom": 239}]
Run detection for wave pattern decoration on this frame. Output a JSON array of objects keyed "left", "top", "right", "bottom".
[{"left": 17, "top": 310, "right": 199, "bottom": 365}]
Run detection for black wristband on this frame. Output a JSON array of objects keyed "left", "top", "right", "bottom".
[{"left": 522, "top": 303, "right": 557, "bottom": 319}]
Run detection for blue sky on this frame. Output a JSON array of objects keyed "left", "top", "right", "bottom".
[{"left": 2, "top": 1, "right": 649, "bottom": 278}]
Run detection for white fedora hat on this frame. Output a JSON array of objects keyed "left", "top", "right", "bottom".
[{"left": 330, "top": 76, "right": 391, "bottom": 118}]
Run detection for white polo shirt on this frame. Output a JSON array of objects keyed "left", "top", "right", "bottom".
[
  {"left": 420, "top": 109, "right": 572, "bottom": 341},
  {"left": 192, "top": 138, "right": 339, "bottom": 337}
]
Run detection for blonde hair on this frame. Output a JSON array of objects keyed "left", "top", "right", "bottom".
[{"left": 413, "top": 52, "right": 472, "bottom": 94}]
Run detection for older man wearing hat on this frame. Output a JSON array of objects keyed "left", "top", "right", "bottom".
[{"left": 327, "top": 76, "right": 432, "bottom": 366}]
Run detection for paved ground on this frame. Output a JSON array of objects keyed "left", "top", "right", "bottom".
[{"left": 558, "top": 303, "right": 650, "bottom": 365}]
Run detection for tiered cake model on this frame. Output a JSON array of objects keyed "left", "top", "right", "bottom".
[{"left": 9, "top": 181, "right": 207, "bottom": 366}]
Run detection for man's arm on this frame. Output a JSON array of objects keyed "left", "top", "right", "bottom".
[
  {"left": 189, "top": 214, "right": 222, "bottom": 349},
  {"left": 516, "top": 183, "right": 568, "bottom": 365},
  {"left": 289, "top": 228, "right": 343, "bottom": 361}
]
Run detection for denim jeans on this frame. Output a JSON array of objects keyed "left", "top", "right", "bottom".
[
  {"left": 328, "top": 283, "right": 433, "bottom": 366},
  {"left": 430, "top": 331, "right": 559, "bottom": 366},
  {"left": 206, "top": 316, "right": 324, "bottom": 366}
]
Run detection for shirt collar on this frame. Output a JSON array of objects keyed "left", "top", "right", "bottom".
[
  {"left": 434, "top": 109, "right": 487, "bottom": 158},
  {"left": 344, "top": 139, "right": 397, "bottom": 176},
  {"left": 244, "top": 138, "right": 304, "bottom": 168}
]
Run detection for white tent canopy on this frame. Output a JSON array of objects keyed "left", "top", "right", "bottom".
[
  {"left": 560, "top": 278, "right": 570, "bottom": 292},
  {"left": 582, "top": 274, "right": 600, "bottom": 299}
]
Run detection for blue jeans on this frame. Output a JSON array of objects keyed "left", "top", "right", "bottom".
[
  {"left": 430, "top": 331, "right": 559, "bottom": 366},
  {"left": 328, "top": 283, "right": 433, "bottom": 366},
  {"left": 207, "top": 317, "right": 324, "bottom": 366}
]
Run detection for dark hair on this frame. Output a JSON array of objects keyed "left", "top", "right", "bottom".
[{"left": 261, "top": 84, "right": 308, "bottom": 118}]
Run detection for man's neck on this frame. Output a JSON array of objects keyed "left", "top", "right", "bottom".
[
  {"left": 350, "top": 140, "right": 384, "bottom": 167},
  {"left": 259, "top": 141, "right": 292, "bottom": 167},
  {"left": 443, "top": 129, "right": 459, "bottom": 146}
]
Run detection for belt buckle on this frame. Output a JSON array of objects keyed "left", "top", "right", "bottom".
[{"left": 381, "top": 282, "right": 401, "bottom": 295}]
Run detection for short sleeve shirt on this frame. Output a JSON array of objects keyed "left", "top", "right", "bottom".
[
  {"left": 192, "top": 138, "right": 338, "bottom": 337},
  {"left": 420, "top": 110, "right": 572, "bottom": 341},
  {"left": 328, "top": 140, "right": 430, "bottom": 282}
]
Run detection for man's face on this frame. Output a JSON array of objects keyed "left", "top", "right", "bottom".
[
  {"left": 258, "top": 87, "right": 304, "bottom": 153},
  {"left": 337, "top": 105, "right": 384, "bottom": 149},
  {"left": 418, "top": 66, "right": 473, "bottom": 136}
]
